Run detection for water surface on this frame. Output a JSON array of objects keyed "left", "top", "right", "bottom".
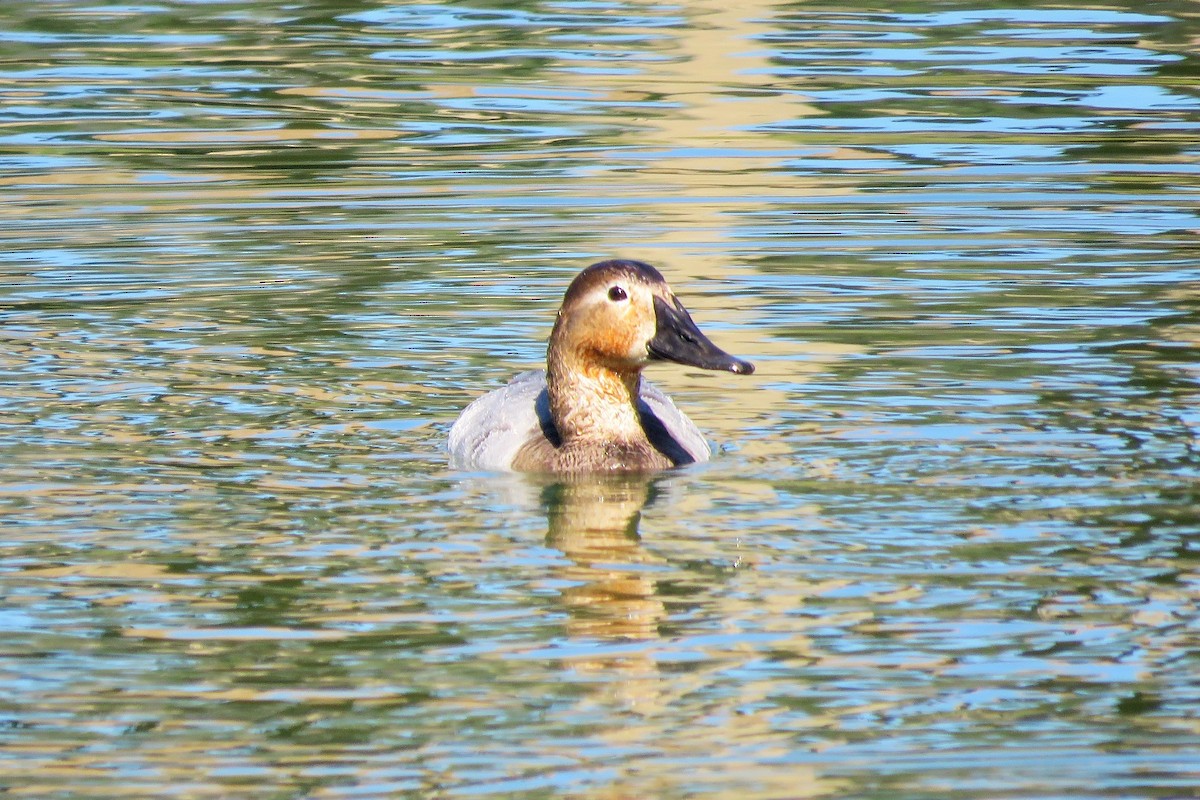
[{"left": 2, "top": 1, "right": 1199, "bottom": 797}]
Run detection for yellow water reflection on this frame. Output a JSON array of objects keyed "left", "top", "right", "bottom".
[
  {"left": 6, "top": 0, "right": 1200, "bottom": 797},
  {"left": 548, "top": 0, "right": 863, "bottom": 443},
  {"left": 504, "top": 471, "right": 849, "bottom": 798}
]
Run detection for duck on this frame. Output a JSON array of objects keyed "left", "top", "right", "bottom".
[{"left": 448, "top": 259, "right": 754, "bottom": 474}]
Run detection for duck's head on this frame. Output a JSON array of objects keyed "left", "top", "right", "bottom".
[{"left": 549, "top": 259, "right": 754, "bottom": 376}]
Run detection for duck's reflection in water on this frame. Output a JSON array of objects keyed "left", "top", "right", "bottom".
[
  {"left": 455, "top": 472, "right": 840, "bottom": 795},
  {"left": 540, "top": 475, "right": 665, "bottom": 642}
]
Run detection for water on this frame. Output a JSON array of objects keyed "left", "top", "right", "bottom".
[{"left": 2, "top": 1, "right": 1199, "bottom": 797}]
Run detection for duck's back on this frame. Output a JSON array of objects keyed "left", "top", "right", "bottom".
[
  {"left": 447, "top": 370, "right": 711, "bottom": 472},
  {"left": 448, "top": 370, "right": 547, "bottom": 471}
]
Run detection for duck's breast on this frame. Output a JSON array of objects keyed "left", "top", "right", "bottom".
[{"left": 447, "top": 370, "right": 712, "bottom": 471}]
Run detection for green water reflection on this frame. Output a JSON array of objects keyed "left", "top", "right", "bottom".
[{"left": 2, "top": 0, "right": 1199, "bottom": 797}]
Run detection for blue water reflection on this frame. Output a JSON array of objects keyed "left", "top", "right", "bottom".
[{"left": 1, "top": 0, "right": 1199, "bottom": 797}]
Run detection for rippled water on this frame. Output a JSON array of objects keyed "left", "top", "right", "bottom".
[{"left": 3, "top": 1, "right": 1199, "bottom": 797}]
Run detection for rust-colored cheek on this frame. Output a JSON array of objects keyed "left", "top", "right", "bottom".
[{"left": 582, "top": 327, "right": 643, "bottom": 368}]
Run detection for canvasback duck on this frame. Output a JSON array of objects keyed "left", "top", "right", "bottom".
[{"left": 448, "top": 259, "right": 754, "bottom": 473}]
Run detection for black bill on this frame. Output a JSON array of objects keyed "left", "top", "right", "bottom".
[{"left": 647, "top": 295, "right": 755, "bottom": 375}]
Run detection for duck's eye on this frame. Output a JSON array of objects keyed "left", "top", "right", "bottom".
[{"left": 608, "top": 286, "right": 628, "bottom": 302}]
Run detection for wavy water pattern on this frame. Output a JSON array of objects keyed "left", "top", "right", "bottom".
[{"left": 2, "top": 1, "right": 1199, "bottom": 798}]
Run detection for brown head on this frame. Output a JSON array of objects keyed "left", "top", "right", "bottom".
[{"left": 548, "top": 259, "right": 755, "bottom": 376}]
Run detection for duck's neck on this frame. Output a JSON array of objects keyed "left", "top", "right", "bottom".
[{"left": 547, "top": 350, "right": 646, "bottom": 447}]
